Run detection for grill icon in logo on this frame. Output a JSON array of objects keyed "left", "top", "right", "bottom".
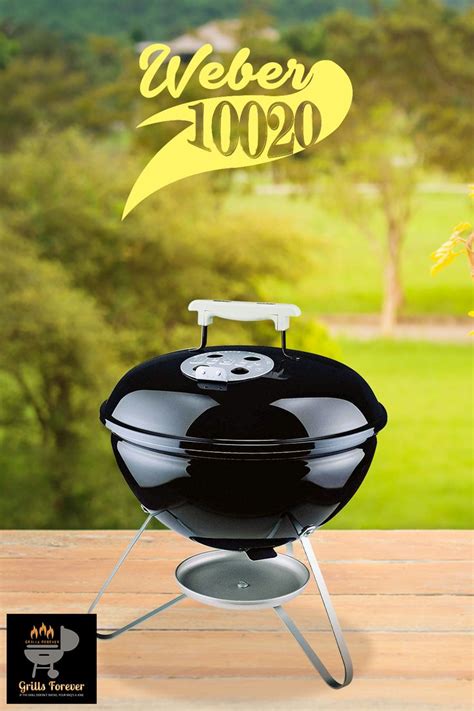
[{"left": 24, "top": 625, "right": 79, "bottom": 679}]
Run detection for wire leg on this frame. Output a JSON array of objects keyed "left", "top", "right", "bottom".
[
  {"left": 88, "top": 511, "right": 185, "bottom": 639},
  {"left": 97, "top": 594, "right": 186, "bottom": 639},
  {"left": 88, "top": 512, "right": 155, "bottom": 615},
  {"left": 274, "top": 535, "right": 353, "bottom": 689},
  {"left": 285, "top": 542, "right": 294, "bottom": 556}
]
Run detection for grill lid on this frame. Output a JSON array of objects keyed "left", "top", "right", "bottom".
[{"left": 100, "top": 301, "right": 387, "bottom": 454}]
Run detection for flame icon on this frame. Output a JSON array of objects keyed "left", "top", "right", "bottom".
[{"left": 30, "top": 622, "right": 54, "bottom": 640}]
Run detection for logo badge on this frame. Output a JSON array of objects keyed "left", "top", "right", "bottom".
[
  {"left": 6, "top": 614, "right": 97, "bottom": 704},
  {"left": 123, "top": 43, "right": 353, "bottom": 217}
]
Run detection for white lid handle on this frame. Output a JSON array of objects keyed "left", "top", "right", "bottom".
[{"left": 189, "top": 299, "right": 301, "bottom": 332}]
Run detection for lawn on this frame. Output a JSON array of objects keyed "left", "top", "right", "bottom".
[
  {"left": 225, "top": 190, "right": 473, "bottom": 318},
  {"left": 323, "top": 338, "right": 473, "bottom": 529},
  {"left": 229, "top": 189, "right": 473, "bottom": 528}
]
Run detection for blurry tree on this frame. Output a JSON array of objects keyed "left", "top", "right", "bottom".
[
  {"left": 0, "top": 128, "right": 311, "bottom": 355},
  {"left": 0, "top": 226, "right": 122, "bottom": 526},
  {"left": 0, "top": 28, "right": 138, "bottom": 148},
  {"left": 1, "top": 0, "right": 470, "bottom": 40},
  {"left": 283, "top": 0, "right": 473, "bottom": 332},
  {"left": 0, "top": 28, "right": 16, "bottom": 67},
  {"left": 0, "top": 129, "right": 323, "bottom": 526},
  {"left": 284, "top": 1, "right": 473, "bottom": 175},
  {"left": 319, "top": 104, "right": 420, "bottom": 335}
]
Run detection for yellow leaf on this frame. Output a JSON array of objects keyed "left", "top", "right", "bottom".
[
  {"left": 430, "top": 265, "right": 442, "bottom": 276},
  {"left": 453, "top": 222, "right": 471, "bottom": 233},
  {"left": 430, "top": 234, "right": 460, "bottom": 272},
  {"left": 430, "top": 238, "right": 455, "bottom": 261}
]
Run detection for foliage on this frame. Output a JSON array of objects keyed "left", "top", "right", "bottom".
[
  {"left": 280, "top": 1, "right": 473, "bottom": 331},
  {"left": 283, "top": 1, "right": 473, "bottom": 177},
  {"left": 318, "top": 103, "right": 419, "bottom": 228},
  {"left": 430, "top": 188, "right": 474, "bottom": 333},
  {"left": 0, "top": 129, "right": 321, "bottom": 527},
  {"left": 227, "top": 191, "right": 473, "bottom": 318},
  {"left": 0, "top": 1, "right": 471, "bottom": 528},
  {"left": 431, "top": 222, "right": 473, "bottom": 276},
  {"left": 0, "top": 225, "right": 122, "bottom": 526},
  {"left": 316, "top": 103, "right": 421, "bottom": 333},
  {"left": 1, "top": 0, "right": 469, "bottom": 41},
  {"left": 284, "top": 318, "right": 340, "bottom": 359},
  {"left": 0, "top": 28, "right": 15, "bottom": 66},
  {"left": 0, "top": 2, "right": 471, "bottom": 173},
  {"left": 0, "top": 32, "right": 138, "bottom": 149}
]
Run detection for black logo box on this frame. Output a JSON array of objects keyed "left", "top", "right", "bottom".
[{"left": 6, "top": 614, "right": 97, "bottom": 705}]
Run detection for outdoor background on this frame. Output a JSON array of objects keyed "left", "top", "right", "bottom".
[{"left": 0, "top": 0, "right": 472, "bottom": 530}]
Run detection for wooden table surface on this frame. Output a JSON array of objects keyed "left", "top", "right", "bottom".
[{"left": 1, "top": 529, "right": 472, "bottom": 710}]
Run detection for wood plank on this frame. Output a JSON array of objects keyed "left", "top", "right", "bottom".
[
  {"left": 1, "top": 557, "right": 470, "bottom": 595},
  {"left": 0, "top": 593, "right": 471, "bottom": 632},
  {"left": 0, "top": 678, "right": 472, "bottom": 711},
  {"left": 1, "top": 529, "right": 472, "bottom": 561},
  {"left": 86, "top": 630, "right": 474, "bottom": 680},
  {"left": 2, "top": 530, "right": 472, "bottom": 709},
  {"left": 0, "top": 629, "right": 471, "bottom": 679}
]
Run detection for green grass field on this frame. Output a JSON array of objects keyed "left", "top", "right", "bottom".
[
  {"left": 225, "top": 190, "right": 473, "bottom": 528},
  {"left": 226, "top": 190, "right": 473, "bottom": 318},
  {"left": 324, "top": 339, "right": 473, "bottom": 529}
]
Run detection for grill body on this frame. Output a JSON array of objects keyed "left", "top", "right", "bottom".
[{"left": 102, "top": 344, "right": 386, "bottom": 552}]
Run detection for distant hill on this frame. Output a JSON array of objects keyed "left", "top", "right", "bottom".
[{"left": 0, "top": 0, "right": 470, "bottom": 41}]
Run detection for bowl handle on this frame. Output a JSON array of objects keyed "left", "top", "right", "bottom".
[{"left": 188, "top": 299, "right": 301, "bottom": 354}]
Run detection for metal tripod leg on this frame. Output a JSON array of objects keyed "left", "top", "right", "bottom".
[
  {"left": 88, "top": 510, "right": 185, "bottom": 639},
  {"left": 96, "top": 594, "right": 185, "bottom": 639},
  {"left": 274, "top": 534, "right": 353, "bottom": 689}
]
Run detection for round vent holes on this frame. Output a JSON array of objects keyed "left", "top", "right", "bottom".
[{"left": 181, "top": 351, "right": 274, "bottom": 382}]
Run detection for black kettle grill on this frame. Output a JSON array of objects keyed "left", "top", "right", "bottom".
[{"left": 89, "top": 300, "right": 387, "bottom": 689}]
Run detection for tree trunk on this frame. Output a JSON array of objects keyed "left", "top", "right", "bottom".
[{"left": 381, "top": 223, "right": 403, "bottom": 336}]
